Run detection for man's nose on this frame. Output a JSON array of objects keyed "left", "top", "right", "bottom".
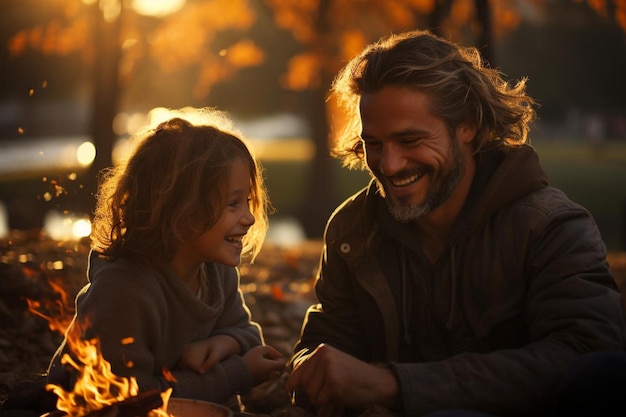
[{"left": 379, "top": 144, "right": 405, "bottom": 176}]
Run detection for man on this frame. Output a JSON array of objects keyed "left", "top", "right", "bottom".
[{"left": 286, "top": 30, "right": 626, "bottom": 417}]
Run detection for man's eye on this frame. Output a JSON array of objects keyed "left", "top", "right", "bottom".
[
  {"left": 362, "top": 139, "right": 381, "bottom": 148},
  {"left": 402, "top": 138, "right": 421, "bottom": 145}
]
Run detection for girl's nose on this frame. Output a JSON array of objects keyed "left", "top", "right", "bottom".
[{"left": 242, "top": 207, "right": 255, "bottom": 226}]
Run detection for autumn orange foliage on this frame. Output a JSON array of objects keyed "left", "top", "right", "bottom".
[{"left": 8, "top": 0, "right": 624, "bottom": 98}]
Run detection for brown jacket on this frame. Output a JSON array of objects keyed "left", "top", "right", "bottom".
[{"left": 293, "top": 144, "right": 626, "bottom": 416}]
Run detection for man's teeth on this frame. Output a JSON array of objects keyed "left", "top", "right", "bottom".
[{"left": 391, "top": 174, "right": 420, "bottom": 187}]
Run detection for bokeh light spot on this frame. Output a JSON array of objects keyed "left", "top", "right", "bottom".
[{"left": 76, "top": 142, "right": 96, "bottom": 167}]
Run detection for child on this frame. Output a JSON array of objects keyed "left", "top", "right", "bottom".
[{"left": 46, "top": 109, "right": 286, "bottom": 406}]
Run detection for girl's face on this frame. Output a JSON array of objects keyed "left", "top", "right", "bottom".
[{"left": 184, "top": 158, "right": 255, "bottom": 267}]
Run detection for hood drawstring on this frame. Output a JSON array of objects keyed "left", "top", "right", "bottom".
[
  {"left": 401, "top": 247, "right": 412, "bottom": 346},
  {"left": 446, "top": 245, "right": 458, "bottom": 329}
]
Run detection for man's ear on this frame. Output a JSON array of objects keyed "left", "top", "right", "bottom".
[{"left": 457, "top": 124, "right": 477, "bottom": 144}]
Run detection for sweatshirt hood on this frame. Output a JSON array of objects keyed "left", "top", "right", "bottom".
[
  {"left": 467, "top": 143, "right": 548, "bottom": 230},
  {"left": 86, "top": 250, "right": 222, "bottom": 322}
]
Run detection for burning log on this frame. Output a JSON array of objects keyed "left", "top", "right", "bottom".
[
  {"left": 84, "top": 389, "right": 163, "bottom": 417},
  {"left": 42, "top": 389, "right": 164, "bottom": 417}
]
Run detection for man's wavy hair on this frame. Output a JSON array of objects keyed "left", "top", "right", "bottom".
[
  {"left": 90, "top": 109, "right": 269, "bottom": 263},
  {"left": 331, "top": 29, "right": 537, "bottom": 170}
]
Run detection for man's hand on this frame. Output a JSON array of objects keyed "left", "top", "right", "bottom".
[{"left": 286, "top": 344, "right": 398, "bottom": 410}]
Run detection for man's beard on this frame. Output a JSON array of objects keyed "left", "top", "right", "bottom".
[{"left": 379, "top": 137, "right": 466, "bottom": 223}]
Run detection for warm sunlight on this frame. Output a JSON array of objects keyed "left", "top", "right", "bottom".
[{"left": 131, "top": 0, "right": 186, "bottom": 17}]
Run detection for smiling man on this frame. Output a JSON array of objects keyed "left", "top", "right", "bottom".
[{"left": 286, "top": 30, "right": 626, "bottom": 417}]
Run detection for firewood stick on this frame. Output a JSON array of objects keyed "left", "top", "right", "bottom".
[
  {"left": 85, "top": 389, "right": 163, "bottom": 417},
  {"left": 46, "top": 389, "right": 164, "bottom": 417}
]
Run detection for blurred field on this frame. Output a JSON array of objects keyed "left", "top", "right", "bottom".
[
  {"left": 0, "top": 138, "right": 625, "bottom": 250},
  {"left": 261, "top": 158, "right": 369, "bottom": 214},
  {"left": 261, "top": 139, "right": 626, "bottom": 251},
  {"left": 531, "top": 139, "right": 626, "bottom": 251}
]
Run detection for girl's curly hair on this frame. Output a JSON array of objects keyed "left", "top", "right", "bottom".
[{"left": 90, "top": 109, "right": 269, "bottom": 262}]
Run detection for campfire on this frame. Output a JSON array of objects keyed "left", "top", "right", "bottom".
[
  {"left": 27, "top": 294, "right": 173, "bottom": 417},
  {"left": 47, "top": 326, "right": 172, "bottom": 416},
  {"left": 32, "top": 313, "right": 235, "bottom": 417}
]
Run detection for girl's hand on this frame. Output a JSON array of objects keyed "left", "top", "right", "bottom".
[
  {"left": 179, "top": 334, "right": 241, "bottom": 373},
  {"left": 242, "top": 345, "right": 286, "bottom": 385}
]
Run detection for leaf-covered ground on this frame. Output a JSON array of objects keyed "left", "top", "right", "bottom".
[
  {"left": 1, "top": 231, "right": 625, "bottom": 416},
  {"left": 0, "top": 231, "right": 323, "bottom": 415}
]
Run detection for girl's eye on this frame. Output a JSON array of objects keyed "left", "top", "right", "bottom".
[{"left": 228, "top": 198, "right": 252, "bottom": 208}]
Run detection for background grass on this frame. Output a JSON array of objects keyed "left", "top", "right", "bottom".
[
  {"left": 262, "top": 139, "right": 626, "bottom": 251},
  {"left": 0, "top": 139, "right": 624, "bottom": 251},
  {"left": 532, "top": 139, "right": 626, "bottom": 251}
]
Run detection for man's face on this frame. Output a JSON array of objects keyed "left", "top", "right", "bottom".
[{"left": 359, "top": 86, "right": 473, "bottom": 222}]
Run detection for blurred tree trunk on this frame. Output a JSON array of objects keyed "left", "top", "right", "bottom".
[
  {"left": 83, "top": 3, "right": 121, "bottom": 216},
  {"left": 426, "top": 0, "right": 494, "bottom": 65},
  {"left": 427, "top": 0, "right": 495, "bottom": 67},
  {"left": 296, "top": 0, "right": 339, "bottom": 238},
  {"left": 426, "top": 0, "right": 454, "bottom": 36},
  {"left": 475, "top": 0, "right": 494, "bottom": 66},
  {"left": 297, "top": 87, "right": 337, "bottom": 238}
]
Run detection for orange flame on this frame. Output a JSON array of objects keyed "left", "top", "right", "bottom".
[
  {"left": 45, "top": 323, "right": 174, "bottom": 417},
  {"left": 25, "top": 271, "right": 75, "bottom": 334},
  {"left": 26, "top": 271, "right": 174, "bottom": 416},
  {"left": 162, "top": 368, "right": 177, "bottom": 384},
  {"left": 48, "top": 326, "right": 139, "bottom": 414}
]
